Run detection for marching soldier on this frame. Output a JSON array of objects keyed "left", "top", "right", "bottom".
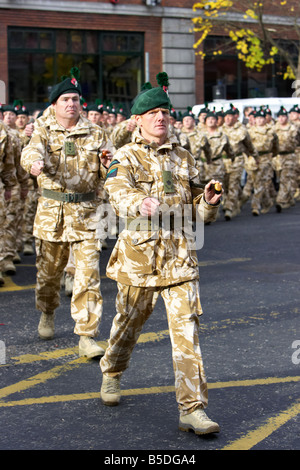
[
  {"left": 204, "top": 109, "right": 235, "bottom": 184},
  {"left": 247, "top": 108, "right": 279, "bottom": 215},
  {"left": 2, "top": 103, "right": 29, "bottom": 270},
  {"left": 274, "top": 106, "right": 300, "bottom": 212},
  {"left": 16, "top": 102, "right": 39, "bottom": 255},
  {"left": 222, "top": 104, "right": 257, "bottom": 220},
  {"left": 0, "top": 121, "right": 18, "bottom": 285},
  {"left": 21, "top": 68, "right": 114, "bottom": 358},
  {"left": 181, "top": 107, "right": 212, "bottom": 184},
  {"left": 288, "top": 105, "right": 300, "bottom": 201},
  {"left": 99, "top": 73, "right": 222, "bottom": 436}
]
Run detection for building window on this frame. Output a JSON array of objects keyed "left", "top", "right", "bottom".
[
  {"left": 204, "top": 35, "right": 295, "bottom": 102},
  {"left": 8, "top": 27, "right": 144, "bottom": 113}
]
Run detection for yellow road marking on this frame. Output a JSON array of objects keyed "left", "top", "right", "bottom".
[
  {"left": 198, "top": 257, "right": 251, "bottom": 267},
  {"left": 221, "top": 400, "right": 300, "bottom": 450},
  {"left": 0, "top": 357, "right": 87, "bottom": 400},
  {"left": 1, "top": 276, "right": 36, "bottom": 292},
  {"left": 1, "top": 257, "right": 251, "bottom": 292},
  {"left": 10, "top": 330, "right": 170, "bottom": 365},
  {"left": 0, "top": 377, "right": 299, "bottom": 408}
]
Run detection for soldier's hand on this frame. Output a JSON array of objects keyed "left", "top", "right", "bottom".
[
  {"left": 140, "top": 197, "right": 160, "bottom": 216},
  {"left": 126, "top": 120, "right": 137, "bottom": 132},
  {"left": 25, "top": 123, "right": 34, "bottom": 137},
  {"left": 100, "top": 150, "right": 113, "bottom": 168},
  {"left": 30, "top": 160, "right": 44, "bottom": 176},
  {"left": 204, "top": 179, "right": 223, "bottom": 205}
]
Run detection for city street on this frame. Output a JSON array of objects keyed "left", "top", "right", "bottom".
[{"left": 0, "top": 200, "right": 299, "bottom": 453}]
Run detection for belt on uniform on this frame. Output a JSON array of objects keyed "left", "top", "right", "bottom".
[
  {"left": 212, "top": 153, "right": 227, "bottom": 161},
  {"left": 42, "top": 188, "right": 96, "bottom": 203},
  {"left": 258, "top": 150, "right": 271, "bottom": 156},
  {"left": 125, "top": 215, "right": 185, "bottom": 231},
  {"left": 279, "top": 151, "right": 293, "bottom": 155}
]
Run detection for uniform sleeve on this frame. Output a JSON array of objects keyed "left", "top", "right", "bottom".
[
  {"left": 104, "top": 153, "right": 151, "bottom": 218},
  {"left": 21, "top": 126, "right": 47, "bottom": 173},
  {"left": 0, "top": 128, "right": 18, "bottom": 188}
]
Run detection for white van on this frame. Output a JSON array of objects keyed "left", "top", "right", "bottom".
[{"left": 193, "top": 97, "right": 300, "bottom": 121}]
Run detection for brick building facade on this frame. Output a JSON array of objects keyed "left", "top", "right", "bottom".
[{"left": 0, "top": 0, "right": 298, "bottom": 113}]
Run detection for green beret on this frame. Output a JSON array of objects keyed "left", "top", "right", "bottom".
[
  {"left": 49, "top": 77, "right": 82, "bottom": 103},
  {"left": 225, "top": 103, "right": 239, "bottom": 115},
  {"left": 88, "top": 99, "right": 103, "bottom": 113},
  {"left": 117, "top": 104, "right": 128, "bottom": 118},
  {"left": 131, "top": 86, "right": 170, "bottom": 115},
  {"left": 277, "top": 106, "right": 288, "bottom": 117},
  {"left": 2, "top": 103, "right": 18, "bottom": 114},
  {"left": 182, "top": 106, "right": 195, "bottom": 119},
  {"left": 289, "top": 105, "right": 300, "bottom": 113},
  {"left": 49, "top": 67, "right": 82, "bottom": 103},
  {"left": 205, "top": 108, "right": 218, "bottom": 120},
  {"left": 198, "top": 102, "right": 209, "bottom": 115},
  {"left": 256, "top": 107, "right": 266, "bottom": 118},
  {"left": 131, "top": 72, "right": 171, "bottom": 115}
]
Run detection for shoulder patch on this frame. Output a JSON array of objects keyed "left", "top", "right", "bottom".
[
  {"left": 108, "top": 159, "right": 120, "bottom": 170},
  {"left": 106, "top": 167, "right": 118, "bottom": 179}
]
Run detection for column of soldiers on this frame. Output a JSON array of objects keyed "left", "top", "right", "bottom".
[{"left": 1, "top": 97, "right": 300, "bottom": 288}]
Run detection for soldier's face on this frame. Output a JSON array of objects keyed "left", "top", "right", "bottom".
[
  {"left": 3, "top": 111, "right": 17, "bottom": 127},
  {"left": 88, "top": 111, "right": 102, "bottom": 124},
  {"left": 54, "top": 93, "right": 81, "bottom": 122},
  {"left": 135, "top": 107, "right": 170, "bottom": 144}
]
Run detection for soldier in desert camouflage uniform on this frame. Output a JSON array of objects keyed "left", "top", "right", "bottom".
[
  {"left": 100, "top": 74, "right": 221, "bottom": 436},
  {"left": 0, "top": 121, "right": 18, "bottom": 285},
  {"left": 247, "top": 108, "right": 279, "bottom": 216},
  {"left": 21, "top": 69, "right": 114, "bottom": 358},
  {"left": 222, "top": 104, "right": 257, "bottom": 220},
  {"left": 16, "top": 103, "right": 39, "bottom": 255},
  {"left": 2, "top": 103, "right": 29, "bottom": 271},
  {"left": 181, "top": 107, "right": 212, "bottom": 184},
  {"left": 274, "top": 106, "right": 300, "bottom": 212},
  {"left": 203, "top": 108, "right": 235, "bottom": 184},
  {"left": 288, "top": 105, "right": 300, "bottom": 201}
]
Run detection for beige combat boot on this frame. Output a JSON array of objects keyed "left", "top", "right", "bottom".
[
  {"left": 3, "top": 257, "right": 16, "bottom": 275},
  {"left": 38, "top": 312, "right": 55, "bottom": 340},
  {"left": 78, "top": 336, "right": 105, "bottom": 359},
  {"left": 23, "top": 243, "right": 34, "bottom": 255},
  {"left": 100, "top": 373, "right": 121, "bottom": 406},
  {"left": 179, "top": 408, "right": 220, "bottom": 435}
]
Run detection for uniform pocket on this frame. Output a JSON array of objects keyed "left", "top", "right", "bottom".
[
  {"left": 35, "top": 197, "right": 62, "bottom": 232},
  {"left": 118, "top": 230, "right": 157, "bottom": 275},
  {"left": 45, "top": 143, "right": 62, "bottom": 175}
]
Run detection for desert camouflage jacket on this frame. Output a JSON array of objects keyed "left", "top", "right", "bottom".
[
  {"left": 180, "top": 126, "right": 212, "bottom": 163},
  {"left": 248, "top": 124, "right": 279, "bottom": 157},
  {"left": 204, "top": 128, "right": 235, "bottom": 161},
  {"left": 0, "top": 122, "right": 18, "bottom": 189},
  {"left": 104, "top": 127, "right": 219, "bottom": 287},
  {"left": 274, "top": 121, "right": 300, "bottom": 154},
  {"left": 21, "top": 113, "right": 114, "bottom": 242}
]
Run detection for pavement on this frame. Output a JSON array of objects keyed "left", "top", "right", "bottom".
[{"left": 0, "top": 200, "right": 299, "bottom": 453}]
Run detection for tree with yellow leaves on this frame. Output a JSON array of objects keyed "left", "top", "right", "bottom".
[{"left": 192, "top": 0, "right": 300, "bottom": 90}]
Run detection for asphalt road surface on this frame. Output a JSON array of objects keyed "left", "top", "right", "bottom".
[{"left": 0, "top": 200, "right": 299, "bottom": 454}]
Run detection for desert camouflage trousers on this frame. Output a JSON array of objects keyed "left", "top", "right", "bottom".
[
  {"left": 35, "top": 237, "right": 102, "bottom": 337},
  {"left": 251, "top": 155, "right": 274, "bottom": 212},
  {"left": 100, "top": 280, "right": 208, "bottom": 414},
  {"left": 22, "top": 187, "right": 39, "bottom": 245},
  {"left": 276, "top": 155, "right": 296, "bottom": 208},
  {"left": 0, "top": 185, "right": 25, "bottom": 264},
  {"left": 223, "top": 156, "right": 244, "bottom": 213}
]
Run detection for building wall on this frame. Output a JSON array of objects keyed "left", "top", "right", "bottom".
[{"left": 0, "top": 0, "right": 198, "bottom": 109}]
